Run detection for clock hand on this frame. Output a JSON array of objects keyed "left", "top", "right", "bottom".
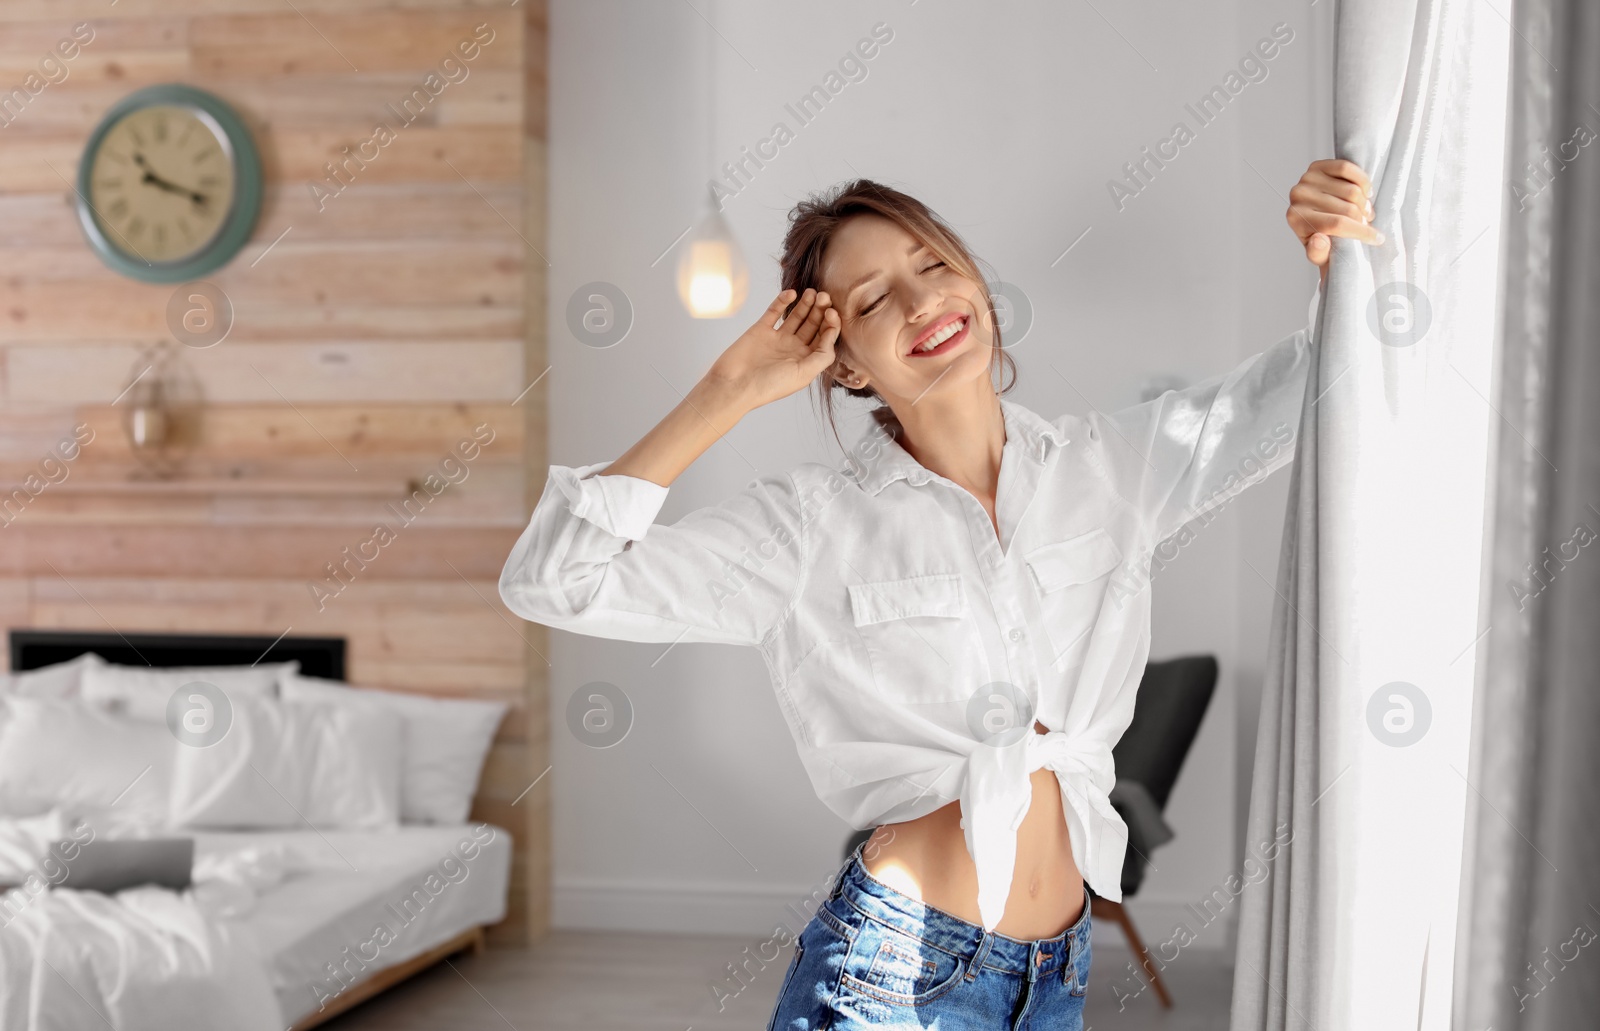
[
  {"left": 132, "top": 152, "right": 170, "bottom": 184},
  {"left": 133, "top": 152, "right": 211, "bottom": 208},
  {"left": 142, "top": 174, "right": 209, "bottom": 212},
  {"left": 141, "top": 171, "right": 185, "bottom": 194}
]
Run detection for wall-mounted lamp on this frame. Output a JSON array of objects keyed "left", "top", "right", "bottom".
[{"left": 120, "top": 342, "right": 202, "bottom": 479}]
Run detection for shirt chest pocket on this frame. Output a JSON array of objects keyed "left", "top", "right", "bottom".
[
  {"left": 847, "top": 573, "right": 988, "bottom": 705},
  {"left": 1024, "top": 528, "right": 1124, "bottom": 670}
]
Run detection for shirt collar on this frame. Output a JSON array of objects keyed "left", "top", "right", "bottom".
[{"left": 845, "top": 397, "right": 1071, "bottom": 496}]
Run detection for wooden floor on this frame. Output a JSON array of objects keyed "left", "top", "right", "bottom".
[{"left": 320, "top": 931, "right": 1235, "bottom": 1030}]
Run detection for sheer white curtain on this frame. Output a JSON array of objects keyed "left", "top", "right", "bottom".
[{"left": 1230, "top": 1, "right": 1510, "bottom": 1028}]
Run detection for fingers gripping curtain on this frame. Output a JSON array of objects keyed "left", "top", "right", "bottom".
[{"left": 1229, "top": 2, "right": 1509, "bottom": 1029}]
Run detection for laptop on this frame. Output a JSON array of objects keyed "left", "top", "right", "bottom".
[{"left": 0, "top": 838, "right": 194, "bottom": 894}]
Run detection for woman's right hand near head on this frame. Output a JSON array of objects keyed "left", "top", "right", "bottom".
[
  {"left": 595, "top": 288, "right": 840, "bottom": 490},
  {"left": 502, "top": 288, "right": 838, "bottom": 642},
  {"left": 704, "top": 288, "right": 840, "bottom": 415}
]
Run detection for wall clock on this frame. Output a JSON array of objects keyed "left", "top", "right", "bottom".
[{"left": 75, "top": 83, "right": 263, "bottom": 283}]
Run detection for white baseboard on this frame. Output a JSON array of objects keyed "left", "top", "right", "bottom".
[{"left": 553, "top": 876, "right": 1238, "bottom": 953}]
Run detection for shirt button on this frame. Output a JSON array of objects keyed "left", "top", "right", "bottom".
[{"left": 1008, "top": 627, "right": 1022, "bottom": 642}]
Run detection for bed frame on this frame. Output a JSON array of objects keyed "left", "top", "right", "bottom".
[
  {"left": 289, "top": 927, "right": 486, "bottom": 1031},
  {"left": 8, "top": 629, "right": 348, "bottom": 680},
  {"left": 8, "top": 629, "right": 501, "bottom": 1029}
]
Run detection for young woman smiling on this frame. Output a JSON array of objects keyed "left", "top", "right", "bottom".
[{"left": 500, "top": 158, "right": 1377, "bottom": 1029}]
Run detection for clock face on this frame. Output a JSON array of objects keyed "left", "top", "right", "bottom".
[{"left": 86, "top": 103, "right": 237, "bottom": 265}]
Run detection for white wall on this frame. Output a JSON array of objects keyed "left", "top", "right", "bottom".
[{"left": 546, "top": 0, "right": 1328, "bottom": 950}]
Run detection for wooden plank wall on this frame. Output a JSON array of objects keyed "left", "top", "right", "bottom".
[{"left": 0, "top": 0, "right": 550, "bottom": 945}]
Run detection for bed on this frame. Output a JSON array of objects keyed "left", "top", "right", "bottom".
[
  {"left": 208, "top": 825, "right": 510, "bottom": 1029},
  {"left": 0, "top": 630, "right": 512, "bottom": 1031}
]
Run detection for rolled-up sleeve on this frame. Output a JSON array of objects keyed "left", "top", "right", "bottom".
[
  {"left": 1084, "top": 284, "right": 1321, "bottom": 546},
  {"left": 498, "top": 461, "right": 806, "bottom": 648}
]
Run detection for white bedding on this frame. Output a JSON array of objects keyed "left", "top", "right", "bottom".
[
  {"left": 0, "top": 814, "right": 511, "bottom": 1030},
  {"left": 0, "top": 810, "right": 298, "bottom": 1031},
  {"left": 207, "top": 822, "right": 511, "bottom": 1027}
]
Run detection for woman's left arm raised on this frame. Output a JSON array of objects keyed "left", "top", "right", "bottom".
[{"left": 1082, "top": 159, "right": 1379, "bottom": 547}]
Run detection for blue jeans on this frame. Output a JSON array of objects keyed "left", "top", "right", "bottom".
[{"left": 767, "top": 840, "right": 1093, "bottom": 1030}]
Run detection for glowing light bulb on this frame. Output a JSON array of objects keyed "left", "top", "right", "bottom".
[{"left": 677, "top": 205, "right": 748, "bottom": 318}]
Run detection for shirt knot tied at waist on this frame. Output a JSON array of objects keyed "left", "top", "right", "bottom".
[{"left": 959, "top": 726, "right": 1129, "bottom": 932}]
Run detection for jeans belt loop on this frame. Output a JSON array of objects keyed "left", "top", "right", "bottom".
[
  {"left": 825, "top": 858, "right": 848, "bottom": 902},
  {"left": 1063, "top": 890, "right": 1089, "bottom": 986},
  {"left": 964, "top": 929, "right": 994, "bottom": 982}
]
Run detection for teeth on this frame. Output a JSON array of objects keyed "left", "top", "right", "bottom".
[{"left": 916, "top": 317, "right": 964, "bottom": 352}]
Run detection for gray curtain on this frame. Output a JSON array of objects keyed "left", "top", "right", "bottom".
[
  {"left": 1451, "top": 0, "right": 1600, "bottom": 1027},
  {"left": 1230, "top": 0, "right": 1511, "bottom": 1026}
]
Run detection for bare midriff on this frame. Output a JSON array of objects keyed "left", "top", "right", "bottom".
[{"left": 860, "top": 720, "right": 1086, "bottom": 940}]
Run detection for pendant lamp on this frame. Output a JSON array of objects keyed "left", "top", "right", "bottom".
[
  {"left": 675, "top": 0, "right": 748, "bottom": 319},
  {"left": 677, "top": 186, "right": 748, "bottom": 318}
]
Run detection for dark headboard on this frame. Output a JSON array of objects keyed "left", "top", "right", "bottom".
[{"left": 8, "top": 630, "right": 345, "bottom": 680}]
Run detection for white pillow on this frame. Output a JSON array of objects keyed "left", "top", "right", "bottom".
[
  {"left": 81, "top": 660, "right": 299, "bottom": 722},
  {"left": 0, "top": 697, "right": 173, "bottom": 824},
  {"left": 168, "top": 692, "right": 402, "bottom": 831},
  {"left": 281, "top": 675, "right": 507, "bottom": 825},
  {"left": 0, "top": 652, "right": 105, "bottom": 698}
]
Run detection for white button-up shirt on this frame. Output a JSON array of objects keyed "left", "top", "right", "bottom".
[{"left": 501, "top": 288, "right": 1320, "bottom": 931}]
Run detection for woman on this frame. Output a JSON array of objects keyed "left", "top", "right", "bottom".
[{"left": 500, "top": 159, "right": 1377, "bottom": 1029}]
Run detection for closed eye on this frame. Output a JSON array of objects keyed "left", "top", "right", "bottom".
[{"left": 864, "top": 259, "right": 947, "bottom": 315}]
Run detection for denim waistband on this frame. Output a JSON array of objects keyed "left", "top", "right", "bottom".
[{"left": 827, "top": 839, "right": 1092, "bottom": 982}]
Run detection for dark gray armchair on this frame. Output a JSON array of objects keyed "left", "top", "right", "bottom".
[{"left": 1101, "top": 653, "right": 1218, "bottom": 1007}]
